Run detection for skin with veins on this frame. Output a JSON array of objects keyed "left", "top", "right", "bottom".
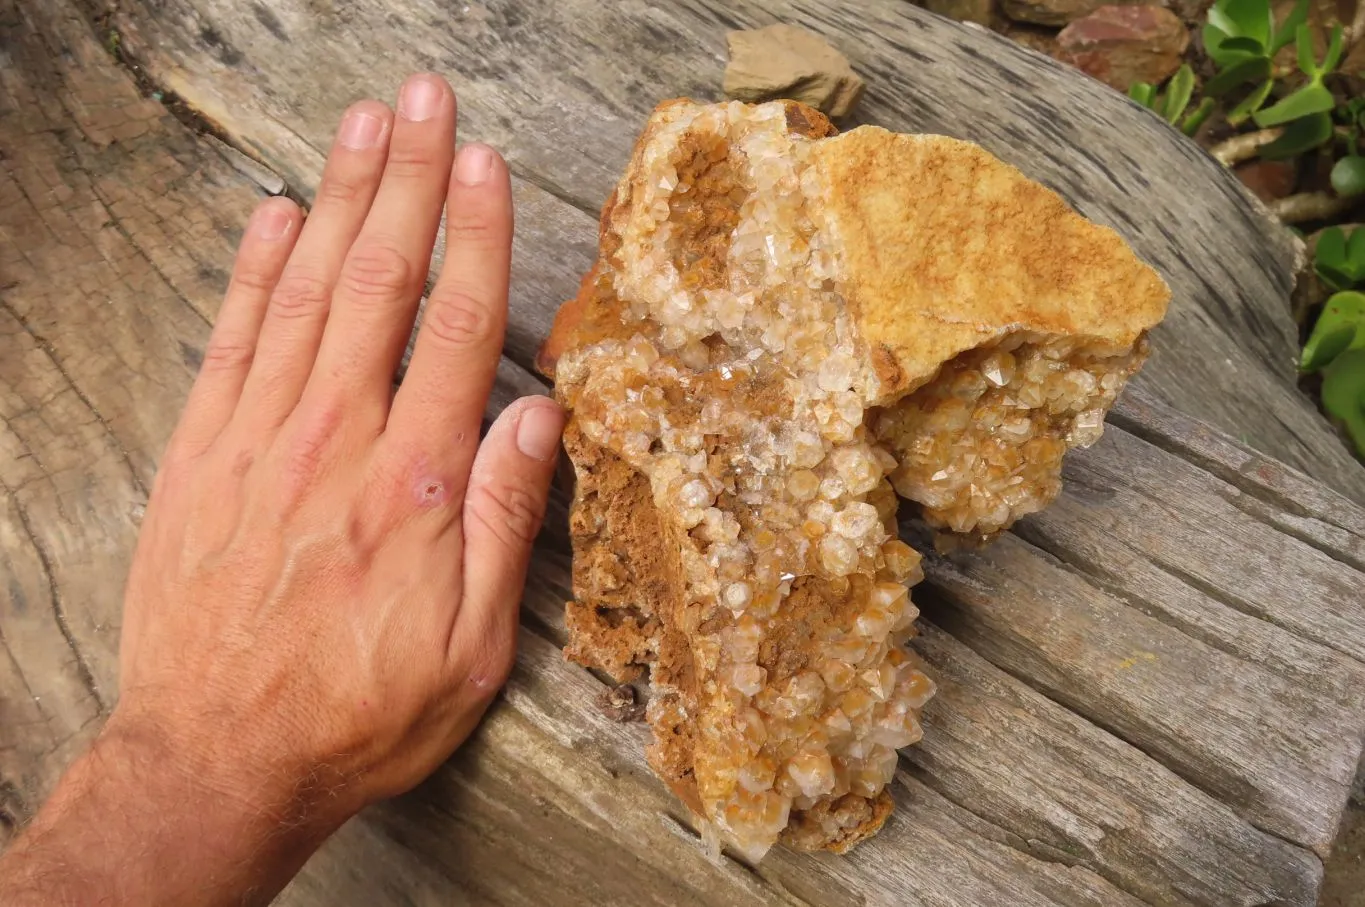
[{"left": 539, "top": 99, "right": 1169, "bottom": 859}]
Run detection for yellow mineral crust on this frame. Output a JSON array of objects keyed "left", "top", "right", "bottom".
[{"left": 538, "top": 99, "right": 1169, "bottom": 859}]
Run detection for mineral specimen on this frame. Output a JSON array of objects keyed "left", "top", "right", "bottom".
[{"left": 538, "top": 99, "right": 1169, "bottom": 860}]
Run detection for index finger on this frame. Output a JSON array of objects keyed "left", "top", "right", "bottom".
[{"left": 384, "top": 143, "right": 512, "bottom": 479}]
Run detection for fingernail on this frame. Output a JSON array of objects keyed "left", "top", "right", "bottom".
[
  {"left": 456, "top": 144, "right": 495, "bottom": 185},
  {"left": 338, "top": 111, "right": 384, "bottom": 150},
  {"left": 516, "top": 402, "right": 564, "bottom": 462},
  {"left": 255, "top": 204, "right": 294, "bottom": 241},
  {"left": 398, "top": 75, "right": 443, "bottom": 122}
]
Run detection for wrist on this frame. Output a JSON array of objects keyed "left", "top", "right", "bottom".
[
  {"left": 0, "top": 707, "right": 356, "bottom": 907},
  {"left": 98, "top": 701, "right": 360, "bottom": 840}
]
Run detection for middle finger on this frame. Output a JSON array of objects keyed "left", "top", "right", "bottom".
[{"left": 304, "top": 73, "right": 458, "bottom": 427}]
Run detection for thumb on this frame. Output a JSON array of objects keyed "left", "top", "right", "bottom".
[{"left": 452, "top": 395, "right": 564, "bottom": 671}]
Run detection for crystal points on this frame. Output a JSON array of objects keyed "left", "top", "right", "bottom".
[{"left": 539, "top": 99, "right": 1169, "bottom": 859}]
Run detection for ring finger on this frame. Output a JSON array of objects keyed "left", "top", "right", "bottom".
[{"left": 232, "top": 99, "right": 395, "bottom": 434}]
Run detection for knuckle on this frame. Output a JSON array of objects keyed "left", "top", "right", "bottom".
[
  {"left": 361, "top": 448, "right": 437, "bottom": 523},
  {"left": 422, "top": 288, "right": 497, "bottom": 351},
  {"left": 465, "top": 478, "right": 544, "bottom": 550},
  {"left": 445, "top": 211, "right": 498, "bottom": 247},
  {"left": 229, "top": 263, "right": 279, "bottom": 295},
  {"left": 276, "top": 399, "right": 345, "bottom": 502},
  {"left": 200, "top": 337, "right": 255, "bottom": 373},
  {"left": 316, "top": 173, "right": 365, "bottom": 207},
  {"left": 341, "top": 241, "right": 413, "bottom": 301},
  {"left": 270, "top": 271, "right": 331, "bottom": 321},
  {"left": 383, "top": 143, "right": 440, "bottom": 180}
]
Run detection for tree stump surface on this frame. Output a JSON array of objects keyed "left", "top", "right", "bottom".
[{"left": 2, "top": 2, "right": 1364, "bottom": 905}]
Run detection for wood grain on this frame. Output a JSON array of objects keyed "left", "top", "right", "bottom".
[
  {"left": 3, "top": 1, "right": 1365, "bottom": 905},
  {"left": 106, "top": 0, "right": 1365, "bottom": 503}
]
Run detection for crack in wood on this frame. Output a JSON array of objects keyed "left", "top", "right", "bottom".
[
  {"left": 509, "top": 166, "right": 602, "bottom": 222},
  {"left": 1006, "top": 520, "right": 1321, "bottom": 676},
  {"left": 0, "top": 775, "right": 31, "bottom": 836},
  {"left": 1096, "top": 469, "right": 1365, "bottom": 668},
  {"left": 0, "top": 473, "right": 107, "bottom": 715},
  {"left": 82, "top": 178, "right": 216, "bottom": 337},
  {"left": 917, "top": 564, "right": 1338, "bottom": 868},
  {"left": 656, "top": 812, "right": 816, "bottom": 907},
  {"left": 0, "top": 624, "right": 54, "bottom": 730},
  {"left": 1109, "top": 407, "right": 1365, "bottom": 537},
  {"left": 893, "top": 761, "right": 1163, "bottom": 907},
  {"left": 1221, "top": 490, "right": 1365, "bottom": 575},
  {"left": 0, "top": 297, "right": 149, "bottom": 501}
]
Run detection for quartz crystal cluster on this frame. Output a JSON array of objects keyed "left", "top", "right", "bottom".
[{"left": 538, "top": 99, "right": 1169, "bottom": 860}]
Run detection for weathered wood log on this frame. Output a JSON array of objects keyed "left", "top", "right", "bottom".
[
  {"left": 106, "top": 0, "right": 1365, "bottom": 503},
  {"left": 4, "top": 1, "right": 1365, "bottom": 905}
]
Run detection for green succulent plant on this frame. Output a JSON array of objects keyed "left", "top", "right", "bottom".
[
  {"left": 1202, "top": 0, "right": 1308, "bottom": 98},
  {"left": 1331, "top": 100, "right": 1365, "bottom": 198},
  {"left": 1304, "top": 228, "right": 1365, "bottom": 457},
  {"left": 1253, "top": 25, "right": 1344, "bottom": 126},
  {"left": 1129, "top": 65, "right": 1215, "bottom": 137},
  {"left": 1315, "top": 226, "right": 1365, "bottom": 292},
  {"left": 1253, "top": 25, "right": 1346, "bottom": 159}
]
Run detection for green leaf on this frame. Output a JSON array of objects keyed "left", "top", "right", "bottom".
[
  {"left": 1348, "top": 229, "right": 1365, "bottom": 269},
  {"left": 1205, "top": 55, "right": 1272, "bottom": 96},
  {"left": 1160, "top": 65, "right": 1195, "bottom": 123},
  {"left": 1302, "top": 323, "right": 1359, "bottom": 372},
  {"left": 1253, "top": 83, "right": 1336, "bottom": 126},
  {"left": 1320, "top": 348, "right": 1365, "bottom": 458},
  {"left": 1322, "top": 25, "right": 1345, "bottom": 74},
  {"left": 1221, "top": 36, "right": 1269, "bottom": 54},
  {"left": 1204, "top": 24, "right": 1263, "bottom": 68},
  {"left": 1320, "top": 264, "right": 1360, "bottom": 292},
  {"left": 1128, "top": 82, "right": 1158, "bottom": 107},
  {"left": 1317, "top": 226, "right": 1348, "bottom": 268},
  {"left": 1226, "top": 79, "right": 1275, "bottom": 125},
  {"left": 1181, "top": 97, "right": 1217, "bottom": 135},
  {"left": 1315, "top": 227, "right": 1365, "bottom": 291},
  {"left": 1271, "top": 0, "right": 1311, "bottom": 53},
  {"left": 1206, "top": 8, "right": 1239, "bottom": 36},
  {"left": 1219, "top": 0, "right": 1273, "bottom": 46},
  {"left": 1331, "top": 156, "right": 1365, "bottom": 197},
  {"left": 1259, "top": 111, "right": 1334, "bottom": 158},
  {"left": 1301, "top": 291, "right": 1365, "bottom": 371},
  {"left": 1295, "top": 23, "right": 1317, "bottom": 74}
]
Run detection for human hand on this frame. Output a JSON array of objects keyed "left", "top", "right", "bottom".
[{"left": 110, "top": 73, "right": 561, "bottom": 829}]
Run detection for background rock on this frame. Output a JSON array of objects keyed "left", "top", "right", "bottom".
[
  {"left": 1002, "top": 0, "right": 1149, "bottom": 27},
  {"left": 723, "top": 24, "right": 865, "bottom": 117},
  {"left": 1235, "top": 159, "right": 1299, "bottom": 203},
  {"left": 1055, "top": 5, "right": 1190, "bottom": 90},
  {"left": 1002, "top": 21, "right": 1065, "bottom": 54}
]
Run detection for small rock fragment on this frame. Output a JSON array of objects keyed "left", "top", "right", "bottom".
[
  {"left": 1001, "top": 21, "right": 1063, "bottom": 56},
  {"left": 1001, "top": 0, "right": 1144, "bottom": 27},
  {"left": 1055, "top": 5, "right": 1190, "bottom": 91},
  {"left": 1234, "top": 159, "right": 1297, "bottom": 204},
  {"left": 596, "top": 683, "right": 646, "bottom": 723},
  {"left": 723, "top": 24, "right": 865, "bottom": 118},
  {"left": 922, "top": 0, "right": 997, "bottom": 26}
]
